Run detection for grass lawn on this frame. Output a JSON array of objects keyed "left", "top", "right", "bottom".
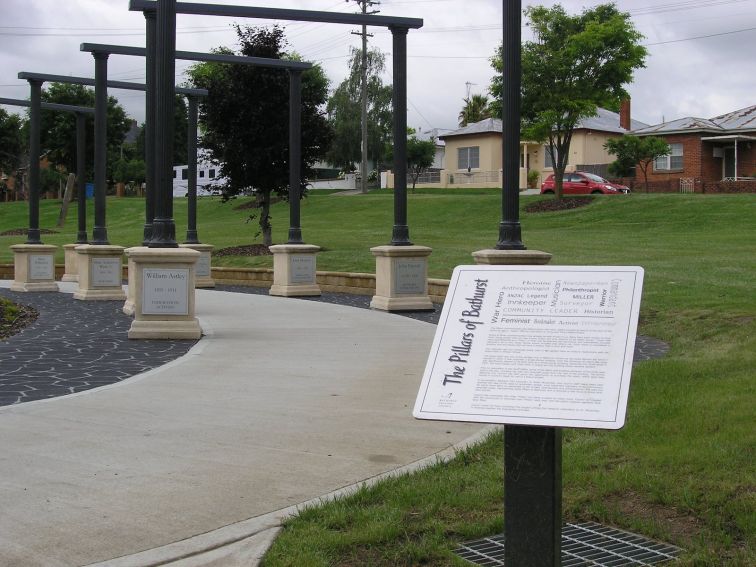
[{"left": 1, "top": 191, "right": 754, "bottom": 565}]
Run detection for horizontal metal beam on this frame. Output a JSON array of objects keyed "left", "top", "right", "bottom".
[
  {"left": 81, "top": 43, "right": 312, "bottom": 70},
  {"left": 0, "top": 96, "right": 94, "bottom": 114},
  {"left": 17, "top": 72, "right": 208, "bottom": 97},
  {"left": 129, "top": 0, "right": 423, "bottom": 29}
]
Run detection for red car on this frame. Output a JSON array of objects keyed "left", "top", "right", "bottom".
[{"left": 540, "top": 172, "right": 630, "bottom": 195}]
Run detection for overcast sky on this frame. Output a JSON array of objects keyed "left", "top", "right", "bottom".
[{"left": 1, "top": 0, "right": 755, "bottom": 134}]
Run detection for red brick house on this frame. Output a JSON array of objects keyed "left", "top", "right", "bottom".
[{"left": 631, "top": 105, "right": 756, "bottom": 191}]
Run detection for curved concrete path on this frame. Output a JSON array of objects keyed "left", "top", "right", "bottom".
[{"left": 0, "top": 284, "right": 483, "bottom": 566}]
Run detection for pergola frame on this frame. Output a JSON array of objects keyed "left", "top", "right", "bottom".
[
  {"left": 80, "top": 42, "right": 313, "bottom": 245},
  {"left": 0, "top": 97, "right": 94, "bottom": 244},
  {"left": 129, "top": 0, "right": 423, "bottom": 246}
]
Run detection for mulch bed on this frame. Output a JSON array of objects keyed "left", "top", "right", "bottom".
[
  {"left": 213, "top": 244, "right": 272, "bottom": 257},
  {"left": 525, "top": 196, "right": 594, "bottom": 213},
  {"left": 1, "top": 228, "right": 59, "bottom": 236},
  {"left": 0, "top": 299, "right": 39, "bottom": 341}
]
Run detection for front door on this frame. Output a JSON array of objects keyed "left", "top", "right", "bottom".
[{"left": 724, "top": 147, "right": 736, "bottom": 179}]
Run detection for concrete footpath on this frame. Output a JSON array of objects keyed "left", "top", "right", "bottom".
[{"left": 0, "top": 284, "right": 484, "bottom": 566}]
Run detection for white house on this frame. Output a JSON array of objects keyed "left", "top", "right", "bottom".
[{"left": 172, "top": 160, "right": 226, "bottom": 197}]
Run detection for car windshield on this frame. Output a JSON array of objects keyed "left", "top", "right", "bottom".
[{"left": 581, "top": 172, "right": 608, "bottom": 183}]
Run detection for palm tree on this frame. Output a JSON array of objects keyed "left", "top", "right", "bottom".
[{"left": 458, "top": 94, "right": 492, "bottom": 127}]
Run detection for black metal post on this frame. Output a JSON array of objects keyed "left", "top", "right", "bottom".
[
  {"left": 504, "top": 426, "right": 562, "bottom": 566},
  {"left": 143, "top": 9, "right": 156, "bottom": 244},
  {"left": 92, "top": 51, "right": 110, "bottom": 245},
  {"left": 496, "top": 0, "right": 525, "bottom": 250},
  {"left": 390, "top": 26, "right": 412, "bottom": 246},
  {"left": 149, "top": 0, "right": 178, "bottom": 247},
  {"left": 185, "top": 95, "right": 199, "bottom": 244},
  {"left": 26, "top": 79, "right": 42, "bottom": 244},
  {"left": 287, "top": 69, "right": 303, "bottom": 245},
  {"left": 75, "top": 112, "right": 88, "bottom": 243}
]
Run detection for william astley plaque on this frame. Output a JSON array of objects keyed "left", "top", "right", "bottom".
[
  {"left": 414, "top": 265, "right": 644, "bottom": 429},
  {"left": 29, "top": 255, "right": 54, "bottom": 280},
  {"left": 92, "top": 258, "right": 122, "bottom": 287},
  {"left": 142, "top": 268, "right": 189, "bottom": 315}
]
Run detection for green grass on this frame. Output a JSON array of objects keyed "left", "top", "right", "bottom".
[{"left": 1, "top": 191, "right": 754, "bottom": 565}]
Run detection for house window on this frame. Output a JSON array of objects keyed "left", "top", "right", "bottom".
[
  {"left": 199, "top": 170, "right": 205, "bottom": 178},
  {"left": 173, "top": 170, "right": 177, "bottom": 179},
  {"left": 209, "top": 169, "right": 216, "bottom": 179},
  {"left": 654, "top": 143, "right": 683, "bottom": 171},
  {"left": 181, "top": 168, "right": 188, "bottom": 180},
  {"left": 544, "top": 146, "right": 558, "bottom": 168},
  {"left": 458, "top": 146, "right": 479, "bottom": 170}
]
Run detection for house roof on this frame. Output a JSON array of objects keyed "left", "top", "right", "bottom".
[
  {"left": 439, "top": 108, "right": 647, "bottom": 140},
  {"left": 632, "top": 104, "right": 756, "bottom": 136}
]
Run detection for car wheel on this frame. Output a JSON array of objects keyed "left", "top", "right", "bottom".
[
  {"left": 591, "top": 190, "right": 603, "bottom": 194},
  {"left": 543, "top": 190, "right": 554, "bottom": 194}
]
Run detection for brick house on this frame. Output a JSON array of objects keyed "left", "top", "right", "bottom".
[{"left": 631, "top": 105, "right": 756, "bottom": 189}]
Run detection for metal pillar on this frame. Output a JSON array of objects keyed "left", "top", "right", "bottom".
[
  {"left": 143, "top": 10, "right": 157, "bottom": 244},
  {"left": 390, "top": 26, "right": 411, "bottom": 246},
  {"left": 75, "top": 112, "right": 88, "bottom": 243},
  {"left": 26, "top": 79, "right": 42, "bottom": 244},
  {"left": 287, "top": 69, "right": 304, "bottom": 244},
  {"left": 185, "top": 95, "right": 199, "bottom": 243},
  {"left": 150, "top": 0, "right": 178, "bottom": 247},
  {"left": 92, "top": 51, "right": 110, "bottom": 245},
  {"left": 496, "top": 0, "right": 525, "bottom": 250},
  {"left": 505, "top": 426, "right": 562, "bottom": 566}
]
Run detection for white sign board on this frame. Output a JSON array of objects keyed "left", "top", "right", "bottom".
[
  {"left": 413, "top": 265, "right": 644, "bottom": 429},
  {"left": 92, "top": 258, "right": 122, "bottom": 287},
  {"left": 29, "top": 255, "right": 54, "bottom": 280},
  {"left": 142, "top": 268, "right": 189, "bottom": 315},
  {"left": 289, "top": 255, "right": 315, "bottom": 284},
  {"left": 394, "top": 260, "right": 426, "bottom": 295}
]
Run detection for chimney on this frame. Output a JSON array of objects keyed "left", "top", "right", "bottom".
[{"left": 620, "top": 99, "right": 631, "bottom": 131}]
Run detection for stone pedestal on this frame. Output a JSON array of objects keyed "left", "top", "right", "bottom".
[
  {"left": 62, "top": 243, "right": 82, "bottom": 282},
  {"left": 269, "top": 244, "right": 321, "bottom": 297},
  {"left": 125, "top": 247, "right": 202, "bottom": 340},
  {"left": 370, "top": 245, "right": 434, "bottom": 311},
  {"left": 472, "top": 249, "right": 553, "bottom": 265},
  {"left": 73, "top": 245, "right": 126, "bottom": 301},
  {"left": 123, "top": 251, "right": 137, "bottom": 316},
  {"left": 10, "top": 244, "right": 59, "bottom": 292},
  {"left": 179, "top": 243, "right": 215, "bottom": 288}
]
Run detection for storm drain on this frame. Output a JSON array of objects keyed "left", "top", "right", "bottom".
[{"left": 455, "top": 522, "right": 681, "bottom": 566}]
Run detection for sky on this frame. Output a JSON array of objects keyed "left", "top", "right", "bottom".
[{"left": 1, "top": 0, "right": 755, "bottom": 135}]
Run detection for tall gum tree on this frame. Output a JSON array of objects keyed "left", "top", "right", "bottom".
[{"left": 489, "top": 3, "right": 647, "bottom": 199}]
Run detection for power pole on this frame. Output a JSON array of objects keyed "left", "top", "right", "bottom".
[{"left": 349, "top": 0, "right": 379, "bottom": 193}]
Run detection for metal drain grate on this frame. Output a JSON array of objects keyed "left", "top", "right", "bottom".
[{"left": 455, "top": 522, "right": 682, "bottom": 566}]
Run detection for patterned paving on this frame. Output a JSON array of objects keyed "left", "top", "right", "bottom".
[{"left": 0, "top": 285, "right": 669, "bottom": 408}]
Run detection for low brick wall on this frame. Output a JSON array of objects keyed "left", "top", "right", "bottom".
[{"left": 1, "top": 264, "right": 452, "bottom": 304}]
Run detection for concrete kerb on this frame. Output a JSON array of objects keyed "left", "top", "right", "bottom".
[{"left": 87, "top": 424, "right": 500, "bottom": 567}]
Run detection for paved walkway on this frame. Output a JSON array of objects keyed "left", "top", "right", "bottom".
[
  {"left": 0, "top": 282, "right": 668, "bottom": 566},
  {"left": 0, "top": 282, "right": 484, "bottom": 566}
]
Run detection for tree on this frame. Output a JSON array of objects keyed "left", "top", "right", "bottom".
[
  {"left": 0, "top": 108, "right": 24, "bottom": 174},
  {"left": 489, "top": 3, "right": 646, "bottom": 198},
  {"left": 458, "top": 94, "right": 491, "bottom": 127},
  {"left": 325, "top": 47, "right": 392, "bottom": 175},
  {"left": 187, "top": 25, "right": 332, "bottom": 245},
  {"left": 407, "top": 132, "right": 436, "bottom": 190},
  {"left": 38, "top": 82, "right": 131, "bottom": 182},
  {"left": 605, "top": 135, "right": 669, "bottom": 192}
]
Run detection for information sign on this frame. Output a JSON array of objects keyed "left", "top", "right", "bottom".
[
  {"left": 414, "top": 265, "right": 644, "bottom": 429},
  {"left": 394, "top": 259, "right": 425, "bottom": 294},
  {"left": 91, "top": 258, "right": 122, "bottom": 287},
  {"left": 289, "top": 255, "right": 315, "bottom": 284},
  {"left": 195, "top": 254, "right": 211, "bottom": 278},
  {"left": 29, "top": 255, "right": 54, "bottom": 280},
  {"left": 142, "top": 268, "right": 189, "bottom": 315}
]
